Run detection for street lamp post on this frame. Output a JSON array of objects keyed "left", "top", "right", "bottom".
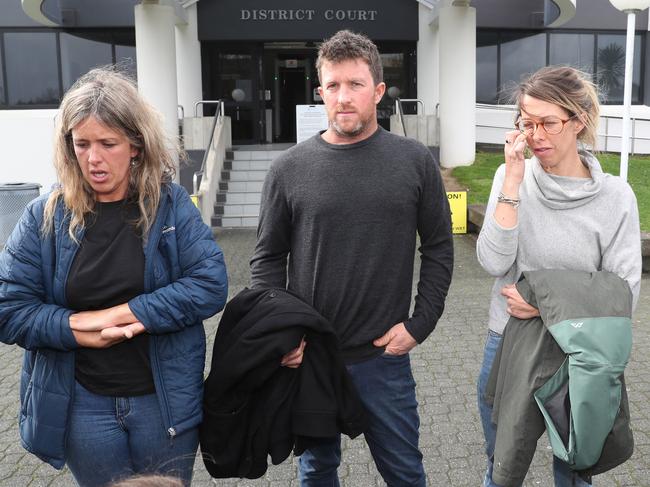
[{"left": 609, "top": 0, "right": 650, "bottom": 181}]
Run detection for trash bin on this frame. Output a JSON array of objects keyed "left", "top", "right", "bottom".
[{"left": 0, "top": 183, "right": 41, "bottom": 248}]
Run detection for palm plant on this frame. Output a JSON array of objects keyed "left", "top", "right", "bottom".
[{"left": 597, "top": 43, "right": 625, "bottom": 101}]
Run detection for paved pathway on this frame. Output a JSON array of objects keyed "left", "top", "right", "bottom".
[{"left": 0, "top": 231, "right": 648, "bottom": 486}]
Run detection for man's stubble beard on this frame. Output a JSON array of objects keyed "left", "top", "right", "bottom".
[
  {"left": 329, "top": 103, "right": 376, "bottom": 138},
  {"left": 330, "top": 119, "right": 366, "bottom": 138}
]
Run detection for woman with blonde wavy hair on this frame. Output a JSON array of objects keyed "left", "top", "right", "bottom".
[
  {"left": 476, "top": 66, "right": 641, "bottom": 486},
  {"left": 0, "top": 67, "right": 228, "bottom": 486}
]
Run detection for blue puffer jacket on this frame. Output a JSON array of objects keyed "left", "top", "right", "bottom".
[{"left": 0, "top": 183, "right": 228, "bottom": 469}]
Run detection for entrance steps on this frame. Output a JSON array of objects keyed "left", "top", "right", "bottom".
[{"left": 212, "top": 146, "right": 289, "bottom": 227}]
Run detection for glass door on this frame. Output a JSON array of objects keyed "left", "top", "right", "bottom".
[
  {"left": 203, "top": 44, "right": 265, "bottom": 144},
  {"left": 375, "top": 42, "right": 417, "bottom": 129},
  {"left": 263, "top": 43, "right": 319, "bottom": 143}
]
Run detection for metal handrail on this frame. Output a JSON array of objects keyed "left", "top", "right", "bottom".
[
  {"left": 394, "top": 98, "right": 408, "bottom": 137},
  {"left": 398, "top": 98, "right": 425, "bottom": 115},
  {"left": 476, "top": 105, "right": 650, "bottom": 154},
  {"left": 194, "top": 100, "right": 223, "bottom": 118},
  {"left": 475, "top": 123, "right": 517, "bottom": 131},
  {"left": 600, "top": 115, "right": 650, "bottom": 155},
  {"left": 476, "top": 120, "right": 650, "bottom": 140},
  {"left": 393, "top": 98, "right": 427, "bottom": 138},
  {"left": 592, "top": 115, "right": 650, "bottom": 155},
  {"left": 476, "top": 103, "right": 517, "bottom": 111},
  {"left": 599, "top": 128, "right": 650, "bottom": 139},
  {"left": 192, "top": 100, "right": 224, "bottom": 195}
]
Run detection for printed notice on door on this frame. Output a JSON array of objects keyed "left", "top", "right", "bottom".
[{"left": 296, "top": 105, "right": 328, "bottom": 143}]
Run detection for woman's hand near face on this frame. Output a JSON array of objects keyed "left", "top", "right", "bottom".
[
  {"left": 503, "top": 130, "right": 527, "bottom": 190},
  {"left": 494, "top": 130, "right": 527, "bottom": 228}
]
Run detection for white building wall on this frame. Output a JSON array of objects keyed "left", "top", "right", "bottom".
[
  {"left": 175, "top": 3, "right": 203, "bottom": 118},
  {"left": 0, "top": 110, "right": 58, "bottom": 191},
  {"left": 438, "top": 4, "right": 476, "bottom": 167},
  {"left": 417, "top": 3, "right": 439, "bottom": 116},
  {"left": 135, "top": 3, "right": 180, "bottom": 178}
]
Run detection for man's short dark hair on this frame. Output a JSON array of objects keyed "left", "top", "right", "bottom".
[{"left": 316, "top": 30, "right": 383, "bottom": 85}]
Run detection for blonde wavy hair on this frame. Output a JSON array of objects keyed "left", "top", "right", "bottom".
[{"left": 43, "top": 67, "right": 176, "bottom": 240}]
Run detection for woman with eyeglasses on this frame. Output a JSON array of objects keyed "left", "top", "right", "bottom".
[{"left": 476, "top": 66, "right": 641, "bottom": 486}]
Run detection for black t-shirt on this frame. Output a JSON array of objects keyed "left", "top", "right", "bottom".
[{"left": 67, "top": 199, "right": 155, "bottom": 396}]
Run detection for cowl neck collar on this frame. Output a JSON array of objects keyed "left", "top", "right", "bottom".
[{"left": 530, "top": 151, "right": 603, "bottom": 210}]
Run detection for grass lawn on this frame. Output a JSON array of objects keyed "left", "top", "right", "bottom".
[{"left": 452, "top": 151, "right": 650, "bottom": 232}]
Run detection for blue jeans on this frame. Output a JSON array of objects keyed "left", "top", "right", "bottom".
[
  {"left": 477, "top": 330, "right": 592, "bottom": 487},
  {"left": 64, "top": 381, "right": 199, "bottom": 487},
  {"left": 299, "top": 353, "right": 426, "bottom": 487}
]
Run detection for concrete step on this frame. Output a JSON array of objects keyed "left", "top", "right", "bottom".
[
  {"left": 211, "top": 214, "right": 259, "bottom": 228},
  {"left": 221, "top": 180, "right": 264, "bottom": 193},
  {"left": 212, "top": 146, "right": 288, "bottom": 228},
  {"left": 228, "top": 150, "right": 285, "bottom": 161},
  {"left": 222, "top": 169, "right": 268, "bottom": 182},
  {"left": 228, "top": 158, "right": 274, "bottom": 171},
  {"left": 214, "top": 203, "right": 260, "bottom": 216},
  {"left": 216, "top": 192, "right": 261, "bottom": 205}
]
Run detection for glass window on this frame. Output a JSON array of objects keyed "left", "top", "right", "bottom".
[
  {"left": 549, "top": 33, "right": 594, "bottom": 74},
  {"left": 477, "top": 32, "right": 498, "bottom": 104},
  {"left": 5, "top": 32, "right": 59, "bottom": 106},
  {"left": 60, "top": 33, "right": 113, "bottom": 90},
  {"left": 500, "top": 33, "right": 546, "bottom": 101},
  {"left": 217, "top": 53, "right": 254, "bottom": 102},
  {"left": 381, "top": 53, "right": 406, "bottom": 99},
  {"left": 380, "top": 52, "right": 406, "bottom": 116},
  {"left": 596, "top": 34, "right": 642, "bottom": 103}
]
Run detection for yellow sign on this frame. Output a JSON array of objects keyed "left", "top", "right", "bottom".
[
  {"left": 190, "top": 194, "right": 199, "bottom": 208},
  {"left": 447, "top": 191, "right": 467, "bottom": 234}
]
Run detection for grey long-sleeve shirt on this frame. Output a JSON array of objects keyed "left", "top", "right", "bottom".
[
  {"left": 477, "top": 152, "right": 642, "bottom": 335},
  {"left": 250, "top": 127, "right": 454, "bottom": 363}
]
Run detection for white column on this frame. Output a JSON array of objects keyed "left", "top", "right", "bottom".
[
  {"left": 619, "top": 11, "right": 636, "bottom": 182},
  {"left": 135, "top": 2, "right": 179, "bottom": 177},
  {"left": 416, "top": 3, "right": 439, "bottom": 117},
  {"left": 438, "top": 5, "right": 476, "bottom": 168},
  {"left": 175, "top": 3, "right": 203, "bottom": 118}
]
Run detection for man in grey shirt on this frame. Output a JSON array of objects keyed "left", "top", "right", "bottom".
[{"left": 250, "top": 30, "right": 453, "bottom": 486}]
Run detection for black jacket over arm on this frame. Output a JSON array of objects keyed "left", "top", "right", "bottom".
[{"left": 200, "top": 287, "right": 367, "bottom": 479}]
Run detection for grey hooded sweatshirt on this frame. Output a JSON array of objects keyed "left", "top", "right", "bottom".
[{"left": 477, "top": 152, "right": 641, "bottom": 335}]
